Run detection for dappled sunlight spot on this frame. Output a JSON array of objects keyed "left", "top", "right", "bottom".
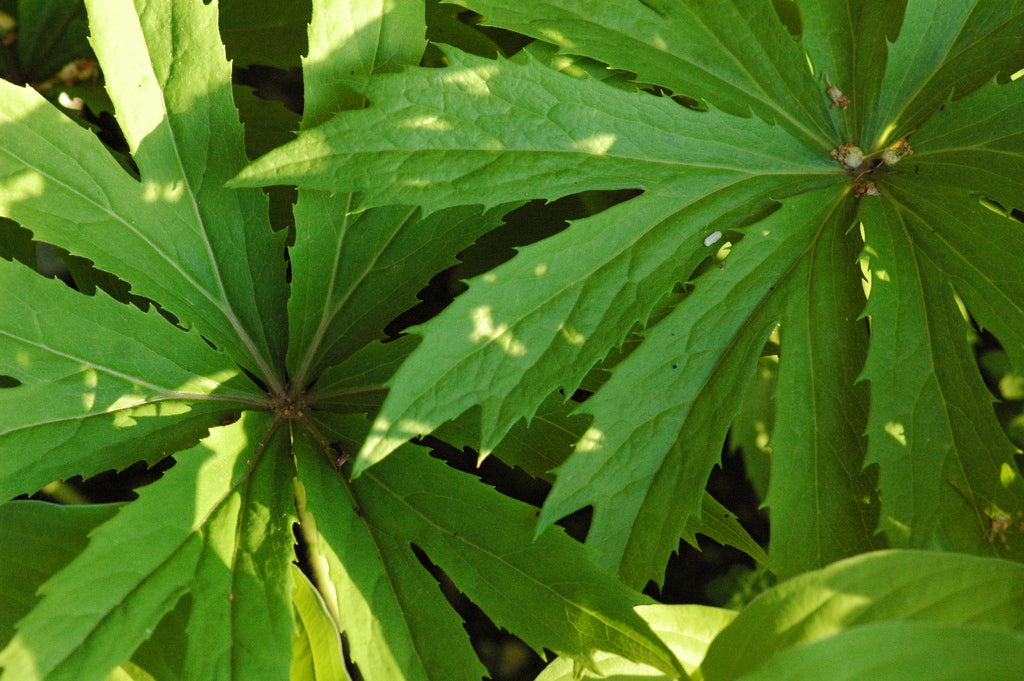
[
  {"left": 572, "top": 133, "right": 617, "bottom": 155},
  {"left": 873, "top": 269, "right": 890, "bottom": 282},
  {"left": 538, "top": 29, "right": 576, "bottom": 49},
  {"left": 577, "top": 427, "right": 605, "bottom": 454},
  {"left": 794, "top": 588, "right": 872, "bottom": 636},
  {"left": 559, "top": 324, "right": 585, "bottom": 346},
  {"left": 398, "top": 114, "right": 452, "bottom": 132},
  {"left": 176, "top": 368, "right": 239, "bottom": 394},
  {"left": 141, "top": 179, "right": 184, "bottom": 203},
  {"left": 1000, "top": 372, "right": 1024, "bottom": 400},
  {"left": 884, "top": 517, "right": 912, "bottom": 544},
  {"left": 14, "top": 349, "right": 31, "bottom": 369},
  {"left": 874, "top": 122, "right": 899, "bottom": 150},
  {"left": 396, "top": 418, "right": 433, "bottom": 438},
  {"left": 884, "top": 421, "right": 907, "bottom": 446},
  {"left": 0, "top": 170, "right": 45, "bottom": 202},
  {"left": 468, "top": 305, "right": 527, "bottom": 356},
  {"left": 441, "top": 66, "right": 498, "bottom": 97},
  {"left": 1001, "top": 463, "right": 1018, "bottom": 488},
  {"left": 0, "top": 634, "right": 41, "bottom": 679},
  {"left": 110, "top": 400, "right": 192, "bottom": 427},
  {"left": 80, "top": 368, "right": 98, "bottom": 410},
  {"left": 755, "top": 420, "right": 771, "bottom": 450},
  {"left": 194, "top": 417, "right": 251, "bottom": 532}
]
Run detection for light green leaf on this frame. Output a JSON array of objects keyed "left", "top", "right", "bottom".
[
  {"left": 0, "top": 413, "right": 278, "bottom": 681},
  {"left": 294, "top": 427, "right": 487, "bottom": 681},
  {"left": 735, "top": 621, "right": 1024, "bottom": 681},
  {"left": 765, "top": 193, "right": 880, "bottom": 578},
  {"left": 536, "top": 604, "right": 736, "bottom": 680},
  {"left": 453, "top": 0, "right": 836, "bottom": 149},
  {"left": 0, "top": 258, "right": 254, "bottom": 500},
  {"left": 699, "top": 550, "right": 1024, "bottom": 681},
  {"left": 232, "top": 47, "right": 833, "bottom": 213},
  {"left": 0, "top": 0, "right": 288, "bottom": 387},
  {"left": 179, "top": 416, "right": 296, "bottom": 681},
  {"left": 538, "top": 187, "right": 844, "bottom": 588},
  {"left": 865, "top": 0, "right": 1024, "bottom": 148},
  {"left": 290, "top": 565, "right": 348, "bottom": 681}
]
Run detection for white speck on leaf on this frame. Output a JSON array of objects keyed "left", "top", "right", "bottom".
[{"left": 704, "top": 231, "right": 723, "bottom": 247}]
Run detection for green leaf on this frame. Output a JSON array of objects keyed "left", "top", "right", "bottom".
[
  {"left": 232, "top": 47, "right": 833, "bottom": 213},
  {"left": 285, "top": 0, "right": 514, "bottom": 394},
  {"left": 218, "top": 0, "right": 310, "bottom": 68},
  {"left": 860, "top": 182, "right": 1024, "bottom": 553},
  {"left": 538, "top": 187, "right": 844, "bottom": 587},
  {"left": 906, "top": 76, "right": 1024, "bottom": 255},
  {"left": 290, "top": 565, "right": 348, "bottom": 681},
  {"left": 699, "top": 550, "right": 1024, "bottom": 681},
  {"left": 765, "top": 192, "right": 880, "bottom": 578},
  {"left": 179, "top": 416, "right": 296, "bottom": 681},
  {"left": 294, "top": 428, "right": 488, "bottom": 681},
  {"left": 734, "top": 621, "right": 1024, "bottom": 681},
  {"left": 301, "top": 411, "right": 687, "bottom": 678},
  {"left": 536, "top": 604, "right": 737, "bottom": 680},
  {"left": 865, "top": 0, "right": 1024, "bottom": 148},
  {"left": 288, "top": 198, "right": 507, "bottom": 390},
  {"left": 13, "top": 0, "right": 91, "bottom": 82},
  {"left": 0, "top": 0, "right": 289, "bottom": 387},
  {"left": 354, "top": 174, "right": 828, "bottom": 474},
  {"left": 0, "top": 413, "right": 289, "bottom": 681},
  {"left": 453, "top": 0, "right": 837, "bottom": 149},
  {"left": 0, "top": 501, "right": 120, "bottom": 645},
  {"left": 355, "top": 440, "right": 687, "bottom": 678},
  {"left": 0, "top": 258, "right": 253, "bottom": 500},
  {"left": 796, "top": 0, "right": 902, "bottom": 143}
]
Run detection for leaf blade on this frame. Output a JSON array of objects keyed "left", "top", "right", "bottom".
[
  {"left": 233, "top": 47, "right": 833, "bottom": 213},
  {"left": 453, "top": 0, "right": 837, "bottom": 149},
  {"left": 0, "top": 259, "right": 251, "bottom": 499}
]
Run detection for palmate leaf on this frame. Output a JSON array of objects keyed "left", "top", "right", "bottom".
[
  {"left": 2, "top": 0, "right": 685, "bottom": 678},
  {"left": 235, "top": 0, "right": 1024, "bottom": 586}
]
